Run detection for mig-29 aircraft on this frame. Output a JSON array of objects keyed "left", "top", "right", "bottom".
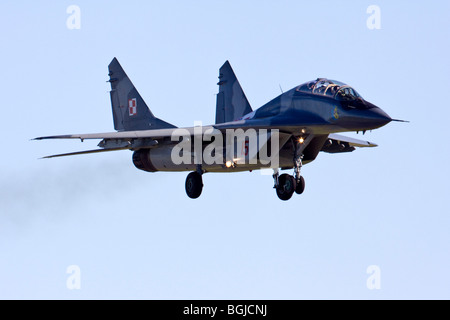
[{"left": 35, "top": 58, "right": 399, "bottom": 200}]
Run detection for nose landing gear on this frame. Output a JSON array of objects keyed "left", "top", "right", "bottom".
[
  {"left": 276, "top": 173, "right": 296, "bottom": 201},
  {"left": 273, "top": 136, "right": 310, "bottom": 201},
  {"left": 273, "top": 167, "right": 305, "bottom": 201}
]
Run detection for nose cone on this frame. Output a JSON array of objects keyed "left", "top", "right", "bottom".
[
  {"left": 359, "top": 100, "right": 391, "bottom": 129},
  {"left": 370, "top": 109, "right": 391, "bottom": 130}
]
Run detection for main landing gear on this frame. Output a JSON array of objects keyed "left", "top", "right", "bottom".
[{"left": 185, "top": 165, "right": 204, "bottom": 199}]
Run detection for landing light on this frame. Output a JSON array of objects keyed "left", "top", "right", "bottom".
[
  {"left": 299, "top": 137, "right": 305, "bottom": 144},
  {"left": 226, "top": 159, "right": 239, "bottom": 168}
]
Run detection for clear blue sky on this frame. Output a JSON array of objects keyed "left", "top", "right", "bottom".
[{"left": 0, "top": 0, "right": 449, "bottom": 299}]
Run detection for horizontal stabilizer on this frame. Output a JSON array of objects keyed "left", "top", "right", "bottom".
[
  {"left": 34, "top": 126, "right": 216, "bottom": 141},
  {"left": 41, "top": 147, "right": 131, "bottom": 159}
]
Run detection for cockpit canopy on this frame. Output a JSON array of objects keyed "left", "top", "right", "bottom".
[{"left": 296, "top": 78, "right": 363, "bottom": 101}]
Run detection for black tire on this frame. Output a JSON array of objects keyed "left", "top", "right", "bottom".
[
  {"left": 185, "top": 172, "right": 203, "bottom": 199},
  {"left": 295, "top": 176, "right": 305, "bottom": 195},
  {"left": 276, "top": 174, "right": 296, "bottom": 201}
]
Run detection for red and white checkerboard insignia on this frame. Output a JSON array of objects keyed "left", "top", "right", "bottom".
[{"left": 128, "top": 98, "right": 137, "bottom": 116}]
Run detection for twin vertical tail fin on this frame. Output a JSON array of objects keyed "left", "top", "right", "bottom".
[
  {"left": 108, "top": 58, "right": 176, "bottom": 131},
  {"left": 108, "top": 58, "right": 250, "bottom": 129},
  {"left": 215, "top": 61, "right": 253, "bottom": 124}
]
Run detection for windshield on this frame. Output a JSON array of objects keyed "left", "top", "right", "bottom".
[
  {"left": 296, "top": 78, "right": 362, "bottom": 101},
  {"left": 335, "top": 86, "right": 362, "bottom": 101}
]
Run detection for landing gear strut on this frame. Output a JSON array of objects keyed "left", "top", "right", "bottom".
[
  {"left": 293, "top": 152, "right": 305, "bottom": 195},
  {"left": 185, "top": 165, "right": 204, "bottom": 199},
  {"left": 293, "top": 137, "right": 306, "bottom": 195}
]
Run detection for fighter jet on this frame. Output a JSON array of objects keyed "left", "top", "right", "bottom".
[{"left": 35, "top": 58, "right": 398, "bottom": 200}]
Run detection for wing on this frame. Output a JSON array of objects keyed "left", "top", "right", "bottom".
[
  {"left": 34, "top": 126, "right": 216, "bottom": 158},
  {"left": 321, "top": 133, "right": 378, "bottom": 153}
]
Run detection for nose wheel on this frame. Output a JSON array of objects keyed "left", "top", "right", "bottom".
[
  {"left": 273, "top": 172, "right": 306, "bottom": 201},
  {"left": 275, "top": 174, "right": 296, "bottom": 201},
  {"left": 295, "top": 175, "right": 305, "bottom": 195}
]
